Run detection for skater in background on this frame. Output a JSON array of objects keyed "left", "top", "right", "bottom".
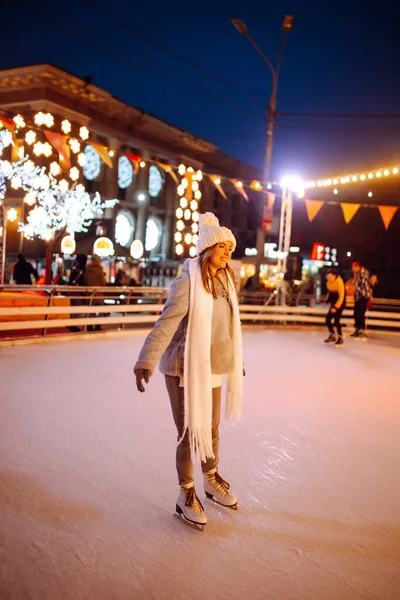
[
  {"left": 13, "top": 254, "right": 39, "bottom": 285},
  {"left": 324, "top": 268, "right": 346, "bottom": 346},
  {"left": 351, "top": 262, "right": 372, "bottom": 339},
  {"left": 134, "top": 213, "right": 243, "bottom": 530}
]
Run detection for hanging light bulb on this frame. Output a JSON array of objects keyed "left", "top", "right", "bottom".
[
  {"left": 7, "top": 208, "right": 18, "bottom": 222},
  {"left": 194, "top": 190, "right": 202, "bottom": 200},
  {"left": 192, "top": 234, "right": 198, "bottom": 245},
  {"left": 77, "top": 152, "right": 86, "bottom": 167},
  {"left": 25, "top": 130, "right": 36, "bottom": 145},
  {"left": 61, "top": 119, "right": 72, "bottom": 134},
  {"left": 184, "top": 209, "right": 191, "bottom": 220},
  {"left": 174, "top": 232, "right": 182, "bottom": 243},
  {"left": 59, "top": 179, "right": 69, "bottom": 193},
  {"left": 76, "top": 183, "right": 85, "bottom": 193},
  {"left": 176, "top": 220, "right": 184, "bottom": 231},
  {"left": 33, "top": 142, "right": 43, "bottom": 156},
  {"left": 191, "top": 223, "right": 199, "bottom": 234},
  {"left": 13, "top": 114, "right": 25, "bottom": 129},
  {"left": 178, "top": 164, "right": 186, "bottom": 176},
  {"left": 180, "top": 198, "right": 188, "bottom": 209},
  {"left": 24, "top": 191, "right": 37, "bottom": 206},
  {"left": 182, "top": 178, "right": 188, "bottom": 189},
  {"left": 11, "top": 176, "right": 22, "bottom": 190},
  {"left": 192, "top": 181, "right": 199, "bottom": 192},
  {"left": 34, "top": 112, "right": 45, "bottom": 126},
  {"left": 24, "top": 160, "right": 35, "bottom": 174},
  {"left": 50, "top": 161, "right": 61, "bottom": 176},
  {"left": 190, "top": 200, "right": 198, "bottom": 211},
  {"left": 70, "top": 167, "right": 80, "bottom": 181},
  {"left": 175, "top": 244, "right": 184, "bottom": 255},
  {"left": 196, "top": 170, "right": 203, "bottom": 181},
  {"left": 177, "top": 185, "right": 185, "bottom": 197},
  {"left": 176, "top": 207, "right": 184, "bottom": 219},
  {"left": 44, "top": 113, "right": 54, "bottom": 127},
  {"left": 42, "top": 142, "right": 53, "bottom": 157},
  {"left": 79, "top": 126, "right": 89, "bottom": 140},
  {"left": 69, "top": 138, "right": 80, "bottom": 154},
  {"left": 184, "top": 233, "right": 192, "bottom": 245}
]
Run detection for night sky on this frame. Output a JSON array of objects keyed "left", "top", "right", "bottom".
[{"left": 3, "top": 0, "right": 400, "bottom": 181}]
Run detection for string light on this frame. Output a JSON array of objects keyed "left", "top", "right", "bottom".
[
  {"left": 34, "top": 112, "right": 54, "bottom": 127},
  {"left": 79, "top": 126, "right": 89, "bottom": 140},
  {"left": 192, "top": 180, "right": 199, "bottom": 192},
  {"left": 7, "top": 208, "right": 18, "bottom": 222},
  {"left": 191, "top": 223, "right": 199, "bottom": 233},
  {"left": 176, "top": 207, "right": 184, "bottom": 219},
  {"left": 50, "top": 162, "right": 61, "bottom": 176},
  {"left": 368, "top": 191, "right": 373, "bottom": 197},
  {"left": 376, "top": 171, "right": 382, "bottom": 178},
  {"left": 180, "top": 198, "right": 188, "bottom": 209},
  {"left": 175, "top": 244, "right": 184, "bottom": 255},
  {"left": 174, "top": 232, "right": 182, "bottom": 243},
  {"left": 176, "top": 220, "right": 184, "bottom": 231},
  {"left": 69, "top": 139, "right": 80, "bottom": 154},
  {"left": 78, "top": 152, "right": 86, "bottom": 167},
  {"left": 194, "top": 190, "right": 202, "bottom": 200},
  {"left": 59, "top": 179, "right": 69, "bottom": 193},
  {"left": 76, "top": 183, "right": 85, "bottom": 193},
  {"left": 190, "top": 200, "right": 198, "bottom": 211},
  {"left": 189, "top": 246, "right": 196, "bottom": 257},
  {"left": 185, "top": 233, "right": 192, "bottom": 244},
  {"left": 140, "top": 161, "right": 145, "bottom": 168},
  {"left": 192, "top": 211, "right": 200, "bottom": 222},
  {"left": 24, "top": 191, "right": 37, "bottom": 206},
  {"left": 25, "top": 130, "right": 36, "bottom": 145},
  {"left": 61, "top": 120, "right": 72, "bottom": 134},
  {"left": 184, "top": 209, "right": 191, "bottom": 220},
  {"left": 109, "top": 150, "right": 115, "bottom": 157},
  {"left": 178, "top": 164, "right": 186, "bottom": 176},
  {"left": 69, "top": 167, "right": 80, "bottom": 181},
  {"left": 24, "top": 160, "right": 35, "bottom": 174},
  {"left": 333, "top": 189, "right": 339, "bottom": 195},
  {"left": 11, "top": 176, "right": 22, "bottom": 190},
  {"left": 236, "top": 181, "right": 243, "bottom": 188},
  {"left": 13, "top": 114, "right": 25, "bottom": 129},
  {"left": 384, "top": 169, "right": 389, "bottom": 176},
  {"left": 214, "top": 178, "right": 221, "bottom": 185}
]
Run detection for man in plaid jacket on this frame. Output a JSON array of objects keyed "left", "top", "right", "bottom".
[{"left": 351, "top": 262, "right": 372, "bottom": 339}]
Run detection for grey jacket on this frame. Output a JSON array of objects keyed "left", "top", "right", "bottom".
[{"left": 134, "top": 260, "right": 233, "bottom": 377}]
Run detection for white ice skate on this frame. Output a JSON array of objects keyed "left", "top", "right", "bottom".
[
  {"left": 203, "top": 470, "right": 238, "bottom": 509},
  {"left": 176, "top": 485, "right": 207, "bottom": 531}
]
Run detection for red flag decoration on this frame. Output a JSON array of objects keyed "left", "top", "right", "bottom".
[
  {"left": 378, "top": 205, "right": 398, "bottom": 230},
  {"left": 261, "top": 204, "right": 273, "bottom": 232},
  {"left": 90, "top": 142, "right": 113, "bottom": 168},
  {"left": 43, "top": 131, "right": 71, "bottom": 169},
  {"left": 125, "top": 153, "right": 141, "bottom": 174},
  {"left": 0, "top": 116, "right": 17, "bottom": 144}
]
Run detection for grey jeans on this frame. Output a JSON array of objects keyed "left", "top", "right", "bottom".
[{"left": 165, "top": 375, "right": 221, "bottom": 487}]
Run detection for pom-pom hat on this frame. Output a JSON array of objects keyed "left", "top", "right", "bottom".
[{"left": 196, "top": 212, "right": 236, "bottom": 256}]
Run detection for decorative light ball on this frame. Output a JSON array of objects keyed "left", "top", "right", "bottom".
[
  {"left": 118, "top": 156, "right": 133, "bottom": 189},
  {"left": 109, "top": 150, "right": 115, "bottom": 157},
  {"left": 176, "top": 207, "right": 184, "bottom": 219},
  {"left": 184, "top": 233, "right": 192, "bottom": 245},
  {"left": 140, "top": 161, "right": 146, "bottom": 168},
  {"left": 78, "top": 152, "right": 86, "bottom": 167},
  {"left": 34, "top": 112, "right": 45, "bottom": 126},
  {"left": 192, "top": 181, "right": 199, "bottom": 192},
  {"left": 25, "top": 130, "right": 36, "bottom": 145},
  {"left": 44, "top": 113, "right": 54, "bottom": 128},
  {"left": 180, "top": 198, "right": 188, "bottom": 209},
  {"left": 13, "top": 114, "right": 25, "bottom": 129},
  {"left": 69, "top": 139, "right": 80, "bottom": 154},
  {"left": 24, "top": 191, "right": 37, "bottom": 206},
  {"left": 175, "top": 244, "right": 184, "bottom": 256},
  {"left": 83, "top": 145, "right": 101, "bottom": 180},
  {"left": 194, "top": 190, "right": 202, "bottom": 200},
  {"left": 43, "top": 142, "right": 53, "bottom": 157},
  {"left": 11, "top": 176, "right": 22, "bottom": 190},
  {"left": 59, "top": 179, "right": 69, "bottom": 193},
  {"left": 61, "top": 235, "right": 76, "bottom": 255},
  {"left": 192, "top": 234, "right": 198, "bottom": 245},
  {"left": 181, "top": 178, "right": 188, "bottom": 189},
  {"left": 79, "top": 126, "right": 89, "bottom": 140},
  {"left": 176, "top": 220, "right": 184, "bottom": 231},
  {"left": 24, "top": 160, "right": 35, "bottom": 174},
  {"left": 130, "top": 240, "right": 144, "bottom": 260},
  {"left": 61, "top": 119, "right": 72, "bottom": 134},
  {"left": 190, "top": 200, "right": 198, "bottom": 211},
  {"left": 33, "top": 142, "right": 43, "bottom": 156},
  {"left": 76, "top": 183, "right": 85, "bottom": 193},
  {"left": 191, "top": 223, "right": 199, "bottom": 234},
  {"left": 177, "top": 185, "right": 185, "bottom": 197},
  {"left": 7, "top": 208, "right": 18, "bottom": 222},
  {"left": 70, "top": 167, "right": 80, "bottom": 181},
  {"left": 1, "top": 161, "right": 12, "bottom": 177},
  {"left": 174, "top": 232, "right": 182, "bottom": 243},
  {"left": 196, "top": 170, "right": 203, "bottom": 181},
  {"left": 189, "top": 246, "right": 197, "bottom": 257},
  {"left": 192, "top": 211, "right": 200, "bottom": 223},
  {"left": 184, "top": 209, "right": 191, "bottom": 220},
  {"left": 187, "top": 167, "right": 194, "bottom": 173},
  {"left": 178, "top": 164, "right": 186, "bottom": 176},
  {"left": 50, "top": 162, "right": 61, "bottom": 176}
]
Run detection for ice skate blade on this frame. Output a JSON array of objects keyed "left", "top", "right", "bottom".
[
  {"left": 205, "top": 492, "right": 238, "bottom": 510},
  {"left": 175, "top": 506, "right": 206, "bottom": 531}
]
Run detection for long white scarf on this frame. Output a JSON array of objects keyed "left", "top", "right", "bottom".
[{"left": 182, "top": 258, "right": 243, "bottom": 463}]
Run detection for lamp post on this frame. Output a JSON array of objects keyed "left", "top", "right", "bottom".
[{"left": 231, "top": 15, "right": 294, "bottom": 285}]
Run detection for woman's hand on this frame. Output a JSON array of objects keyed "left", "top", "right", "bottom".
[
  {"left": 331, "top": 307, "right": 337, "bottom": 313},
  {"left": 135, "top": 369, "right": 151, "bottom": 393}
]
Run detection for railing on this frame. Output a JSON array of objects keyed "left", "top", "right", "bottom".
[{"left": 1, "top": 284, "right": 400, "bottom": 340}]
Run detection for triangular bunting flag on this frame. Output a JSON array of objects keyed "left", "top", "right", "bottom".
[
  {"left": 157, "top": 162, "right": 179, "bottom": 184},
  {"left": 341, "top": 202, "right": 360, "bottom": 224},
  {"left": 0, "top": 116, "right": 16, "bottom": 144},
  {"left": 233, "top": 180, "right": 249, "bottom": 202},
  {"left": 90, "top": 142, "right": 113, "bottom": 168},
  {"left": 267, "top": 192, "right": 276, "bottom": 210},
  {"left": 125, "top": 153, "right": 141, "bottom": 174},
  {"left": 43, "top": 131, "right": 71, "bottom": 169},
  {"left": 305, "top": 200, "right": 324, "bottom": 222},
  {"left": 378, "top": 205, "right": 398, "bottom": 230},
  {"left": 210, "top": 175, "right": 227, "bottom": 200}
]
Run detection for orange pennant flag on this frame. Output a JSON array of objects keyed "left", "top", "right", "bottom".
[
  {"left": 90, "top": 142, "right": 113, "bottom": 168},
  {"left": 210, "top": 175, "right": 227, "bottom": 200},
  {"left": 250, "top": 180, "right": 263, "bottom": 192},
  {"left": 233, "top": 180, "right": 249, "bottom": 202},
  {"left": 341, "top": 202, "right": 360, "bottom": 224},
  {"left": 157, "top": 162, "right": 179, "bottom": 184},
  {"left": 0, "top": 116, "right": 17, "bottom": 144},
  {"left": 378, "top": 205, "right": 398, "bottom": 230},
  {"left": 305, "top": 199, "right": 324, "bottom": 222},
  {"left": 267, "top": 192, "right": 276, "bottom": 210},
  {"left": 43, "top": 131, "right": 71, "bottom": 169}
]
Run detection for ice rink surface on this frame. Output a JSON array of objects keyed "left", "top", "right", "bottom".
[{"left": 1, "top": 329, "right": 400, "bottom": 600}]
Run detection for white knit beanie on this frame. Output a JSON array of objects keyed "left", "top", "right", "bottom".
[{"left": 196, "top": 212, "right": 236, "bottom": 256}]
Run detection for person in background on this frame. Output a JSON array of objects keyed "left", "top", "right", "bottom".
[
  {"left": 324, "top": 268, "right": 346, "bottom": 347},
  {"left": 13, "top": 254, "right": 39, "bottom": 285},
  {"left": 67, "top": 254, "right": 87, "bottom": 333},
  {"left": 85, "top": 255, "right": 106, "bottom": 331},
  {"left": 351, "top": 262, "right": 372, "bottom": 339},
  {"left": 53, "top": 266, "right": 67, "bottom": 285}
]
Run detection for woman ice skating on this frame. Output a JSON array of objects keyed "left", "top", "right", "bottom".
[
  {"left": 324, "top": 268, "right": 346, "bottom": 347},
  {"left": 134, "top": 213, "right": 243, "bottom": 530}
]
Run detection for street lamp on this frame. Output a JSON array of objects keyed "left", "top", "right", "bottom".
[{"left": 231, "top": 16, "right": 294, "bottom": 285}]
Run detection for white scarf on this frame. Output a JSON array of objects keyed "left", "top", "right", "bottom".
[{"left": 181, "top": 258, "right": 243, "bottom": 463}]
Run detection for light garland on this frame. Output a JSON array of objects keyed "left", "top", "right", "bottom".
[
  {"left": 174, "top": 165, "right": 202, "bottom": 257},
  {"left": 305, "top": 165, "right": 400, "bottom": 190}
]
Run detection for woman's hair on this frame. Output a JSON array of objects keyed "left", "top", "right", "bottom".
[
  {"left": 327, "top": 268, "right": 339, "bottom": 277},
  {"left": 199, "top": 244, "right": 236, "bottom": 297}
]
